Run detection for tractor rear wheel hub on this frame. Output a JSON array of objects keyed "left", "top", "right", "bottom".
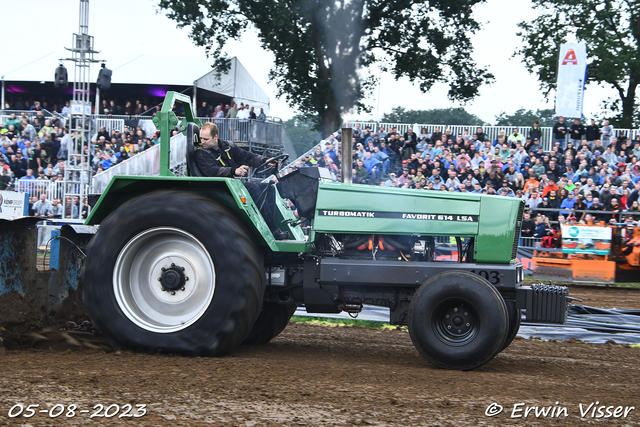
[{"left": 160, "top": 266, "right": 186, "bottom": 291}]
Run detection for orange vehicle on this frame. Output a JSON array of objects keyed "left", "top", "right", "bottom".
[{"left": 532, "top": 223, "right": 640, "bottom": 283}]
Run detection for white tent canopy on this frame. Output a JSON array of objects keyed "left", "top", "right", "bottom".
[{"left": 194, "top": 57, "right": 270, "bottom": 114}]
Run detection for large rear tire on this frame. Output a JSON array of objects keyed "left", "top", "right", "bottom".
[
  {"left": 82, "top": 190, "right": 264, "bottom": 356},
  {"left": 408, "top": 271, "right": 508, "bottom": 370},
  {"left": 242, "top": 302, "right": 298, "bottom": 345}
]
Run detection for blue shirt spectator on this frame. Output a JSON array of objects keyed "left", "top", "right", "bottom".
[{"left": 560, "top": 193, "right": 576, "bottom": 215}]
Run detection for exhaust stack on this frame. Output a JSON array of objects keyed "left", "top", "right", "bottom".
[{"left": 341, "top": 127, "right": 353, "bottom": 184}]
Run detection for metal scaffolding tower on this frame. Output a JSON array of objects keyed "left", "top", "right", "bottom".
[{"left": 61, "top": 0, "right": 101, "bottom": 221}]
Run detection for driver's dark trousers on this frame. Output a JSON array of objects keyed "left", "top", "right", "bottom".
[{"left": 244, "top": 181, "right": 278, "bottom": 232}]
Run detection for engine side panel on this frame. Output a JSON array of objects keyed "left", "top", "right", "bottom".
[
  {"left": 313, "top": 181, "right": 480, "bottom": 236},
  {"left": 312, "top": 181, "right": 523, "bottom": 263}
]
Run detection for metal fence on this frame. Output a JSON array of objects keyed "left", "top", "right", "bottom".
[
  {"left": 15, "top": 179, "right": 89, "bottom": 203},
  {"left": 95, "top": 118, "right": 125, "bottom": 138},
  {"left": 520, "top": 237, "right": 544, "bottom": 247},
  {"left": 342, "top": 122, "right": 640, "bottom": 153},
  {"left": 1, "top": 109, "right": 67, "bottom": 128}
]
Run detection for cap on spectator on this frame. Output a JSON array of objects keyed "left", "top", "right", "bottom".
[
  {"left": 594, "top": 151, "right": 602, "bottom": 156},
  {"left": 380, "top": 138, "right": 385, "bottom": 141},
  {"left": 534, "top": 138, "right": 539, "bottom": 141},
  {"left": 618, "top": 162, "right": 625, "bottom": 167},
  {"left": 501, "top": 187, "right": 509, "bottom": 192},
  {"left": 389, "top": 173, "right": 396, "bottom": 177},
  {"left": 570, "top": 216, "right": 577, "bottom": 221},
  {"left": 543, "top": 197, "right": 548, "bottom": 201},
  {"left": 16, "top": 149, "right": 22, "bottom": 153},
  {"left": 604, "top": 183, "right": 610, "bottom": 188}
]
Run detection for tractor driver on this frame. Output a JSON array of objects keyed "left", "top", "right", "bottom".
[{"left": 195, "top": 122, "right": 289, "bottom": 240}]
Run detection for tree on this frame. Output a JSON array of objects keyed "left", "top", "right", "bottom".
[
  {"left": 381, "top": 107, "right": 486, "bottom": 126},
  {"left": 284, "top": 116, "right": 323, "bottom": 156},
  {"left": 158, "top": 0, "right": 494, "bottom": 135},
  {"left": 494, "top": 108, "right": 557, "bottom": 127},
  {"left": 515, "top": 0, "right": 640, "bottom": 128}
]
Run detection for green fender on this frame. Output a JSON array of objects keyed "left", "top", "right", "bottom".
[{"left": 85, "top": 176, "right": 309, "bottom": 253}]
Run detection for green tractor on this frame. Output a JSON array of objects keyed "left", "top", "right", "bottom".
[{"left": 81, "top": 92, "right": 568, "bottom": 370}]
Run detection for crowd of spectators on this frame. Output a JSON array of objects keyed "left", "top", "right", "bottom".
[
  {"left": 0, "top": 104, "right": 163, "bottom": 219},
  {"left": 4, "top": 93, "right": 640, "bottom": 233},
  {"left": 5, "top": 95, "right": 266, "bottom": 121},
  {"left": 287, "top": 118, "right": 640, "bottom": 240},
  {"left": 0, "top": 111, "right": 161, "bottom": 187},
  {"left": 4, "top": 96, "right": 165, "bottom": 117},
  {"left": 1, "top": 96, "right": 267, "bottom": 177},
  {"left": 1, "top": 96, "right": 272, "bottom": 220}
]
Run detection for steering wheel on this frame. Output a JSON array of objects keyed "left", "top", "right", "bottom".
[{"left": 253, "top": 153, "right": 290, "bottom": 176}]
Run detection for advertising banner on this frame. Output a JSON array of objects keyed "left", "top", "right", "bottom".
[
  {"left": 555, "top": 43, "right": 587, "bottom": 118},
  {"left": 0, "top": 191, "right": 29, "bottom": 219},
  {"left": 560, "top": 225, "right": 612, "bottom": 255}
]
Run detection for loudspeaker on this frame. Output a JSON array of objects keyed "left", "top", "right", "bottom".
[
  {"left": 97, "top": 65, "right": 112, "bottom": 91},
  {"left": 54, "top": 65, "right": 68, "bottom": 88}
]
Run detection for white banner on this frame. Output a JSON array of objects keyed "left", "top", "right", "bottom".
[
  {"left": 0, "top": 191, "right": 29, "bottom": 219},
  {"left": 555, "top": 43, "right": 587, "bottom": 118}
]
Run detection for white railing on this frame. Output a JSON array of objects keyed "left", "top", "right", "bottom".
[
  {"left": 95, "top": 118, "right": 125, "bottom": 138},
  {"left": 15, "top": 179, "right": 89, "bottom": 202},
  {"left": 342, "top": 122, "right": 640, "bottom": 153},
  {"left": 1, "top": 109, "right": 67, "bottom": 128}
]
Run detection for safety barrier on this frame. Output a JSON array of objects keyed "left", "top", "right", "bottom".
[
  {"left": 1, "top": 109, "right": 67, "bottom": 128},
  {"left": 16, "top": 180, "right": 63, "bottom": 200},
  {"left": 15, "top": 179, "right": 89, "bottom": 203}
]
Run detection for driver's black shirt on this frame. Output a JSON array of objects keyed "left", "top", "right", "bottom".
[{"left": 195, "top": 140, "right": 267, "bottom": 177}]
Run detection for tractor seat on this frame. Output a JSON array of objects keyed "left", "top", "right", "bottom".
[{"left": 186, "top": 122, "right": 203, "bottom": 177}]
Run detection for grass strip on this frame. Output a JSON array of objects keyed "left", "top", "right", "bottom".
[{"left": 291, "top": 315, "right": 403, "bottom": 330}]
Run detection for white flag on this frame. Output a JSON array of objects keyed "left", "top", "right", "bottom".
[{"left": 555, "top": 43, "right": 587, "bottom": 118}]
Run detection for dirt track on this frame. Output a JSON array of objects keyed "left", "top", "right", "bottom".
[{"left": 0, "top": 286, "right": 639, "bottom": 426}]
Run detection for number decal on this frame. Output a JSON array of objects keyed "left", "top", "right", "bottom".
[
  {"left": 489, "top": 271, "right": 500, "bottom": 284},
  {"left": 471, "top": 270, "right": 501, "bottom": 284}
]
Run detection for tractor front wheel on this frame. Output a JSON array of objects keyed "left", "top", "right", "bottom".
[{"left": 408, "top": 271, "right": 508, "bottom": 370}]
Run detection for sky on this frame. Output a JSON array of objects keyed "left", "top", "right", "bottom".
[{"left": 1, "top": 0, "right": 619, "bottom": 124}]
